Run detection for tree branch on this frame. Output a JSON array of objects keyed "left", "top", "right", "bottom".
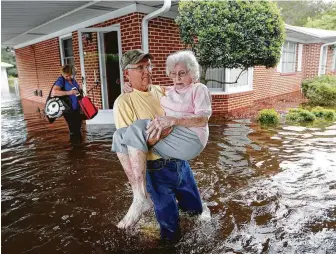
[{"left": 205, "top": 68, "right": 248, "bottom": 85}]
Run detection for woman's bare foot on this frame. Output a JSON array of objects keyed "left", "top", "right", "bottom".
[{"left": 117, "top": 197, "right": 153, "bottom": 229}]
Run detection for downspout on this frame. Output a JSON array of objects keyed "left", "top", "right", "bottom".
[
  {"left": 318, "top": 41, "right": 336, "bottom": 76},
  {"left": 141, "top": 0, "right": 171, "bottom": 53}
]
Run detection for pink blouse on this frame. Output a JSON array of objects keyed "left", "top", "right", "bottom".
[{"left": 160, "top": 83, "right": 212, "bottom": 147}]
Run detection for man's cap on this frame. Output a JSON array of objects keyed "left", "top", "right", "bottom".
[{"left": 121, "top": 49, "right": 153, "bottom": 70}]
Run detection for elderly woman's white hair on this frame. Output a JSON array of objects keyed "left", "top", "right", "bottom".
[{"left": 166, "top": 50, "right": 200, "bottom": 82}]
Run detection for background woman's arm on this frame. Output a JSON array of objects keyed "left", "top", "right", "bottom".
[{"left": 52, "top": 86, "right": 78, "bottom": 97}]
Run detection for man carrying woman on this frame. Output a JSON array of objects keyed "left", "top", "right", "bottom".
[{"left": 112, "top": 49, "right": 212, "bottom": 241}]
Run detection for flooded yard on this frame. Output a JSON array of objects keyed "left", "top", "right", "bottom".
[{"left": 1, "top": 88, "right": 336, "bottom": 253}]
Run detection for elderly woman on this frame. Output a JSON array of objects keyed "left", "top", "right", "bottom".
[{"left": 112, "top": 50, "right": 212, "bottom": 239}]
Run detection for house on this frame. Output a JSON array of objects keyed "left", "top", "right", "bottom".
[{"left": 2, "top": 1, "right": 336, "bottom": 124}]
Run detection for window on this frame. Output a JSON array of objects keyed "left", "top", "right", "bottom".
[
  {"left": 59, "top": 36, "right": 74, "bottom": 66},
  {"left": 281, "top": 41, "right": 297, "bottom": 73},
  {"left": 204, "top": 67, "right": 253, "bottom": 94}
]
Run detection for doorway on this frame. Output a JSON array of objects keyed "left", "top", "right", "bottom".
[
  {"left": 101, "top": 31, "right": 121, "bottom": 109},
  {"left": 78, "top": 25, "right": 123, "bottom": 111}
]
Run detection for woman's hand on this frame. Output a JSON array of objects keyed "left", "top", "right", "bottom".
[
  {"left": 122, "top": 82, "right": 133, "bottom": 93},
  {"left": 69, "top": 89, "right": 80, "bottom": 96},
  {"left": 147, "top": 126, "right": 173, "bottom": 146},
  {"left": 146, "top": 116, "right": 176, "bottom": 139}
]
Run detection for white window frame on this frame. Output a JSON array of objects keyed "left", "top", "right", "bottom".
[
  {"left": 279, "top": 41, "right": 297, "bottom": 73},
  {"left": 206, "top": 67, "right": 254, "bottom": 95},
  {"left": 59, "top": 33, "right": 74, "bottom": 66}
]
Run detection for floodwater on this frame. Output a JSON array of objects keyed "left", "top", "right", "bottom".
[{"left": 2, "top": 87, "right": 336, "bottom": 254}]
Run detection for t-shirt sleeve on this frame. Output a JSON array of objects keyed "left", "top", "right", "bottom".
[
  {"left": 193, "top": 83, "right": 212, "bottom": 118},
  {"left": 113, "top": 96, "right": 134, "bottom": 129},
  {"left": 54, "top": 77, "right": 64, "bottom": 89}
]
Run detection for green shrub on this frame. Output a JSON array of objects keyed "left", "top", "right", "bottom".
[
  {"left": 286, "top": 108, "right": 316, "bottom": 123},
  {"left": 311, "top": 106, "right": 325, "bottom": 117},
  {"left": 301, "top": 75, "right": 336, "bottom": 106},
  {"left": 257, "top": 109, "right": 280, "bottom": 125},
  {"left": 323, "top": 110, "right": 336, "bottom": 121},
  {"left": 311, "top": 106, "right": 336, "bottom": 121}
]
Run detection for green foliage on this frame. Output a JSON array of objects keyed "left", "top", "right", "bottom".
[
  {"left": 276, "top": 0, "right": 333, "bottom": 26},
  {"left": 305, "top": 9, "right": 336, "bottom": 30},
  {"left": 1, "top": 48, "right": 17, "bottom": 77},
  {"left": 311, "top": 107, "right": 336, "bottom": 121},
  {"left": 301, "top": 75, "right": 336, "bottom": 106},
  {"left": 257, "top": 109, "right": 280, "bottom": 125},
  {"left": 176, "top": 0, "right": 285, "bottom": 84},
  {"left": 286, "top": 108, "right": 316, "bottom": 123}
]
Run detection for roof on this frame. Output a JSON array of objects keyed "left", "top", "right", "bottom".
[
  {"left": 285, "top": 24, "right": 336, "bottom": 43},
  {"left": 1, "top": 1, "right": 179, "bottom": 48},
  {"left": 1, "top": 62, "right": 14, "bottom": 68}
]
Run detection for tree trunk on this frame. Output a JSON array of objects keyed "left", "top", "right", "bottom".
[{"left": 200, "top": 66, "right": 207, "bottom": 85}]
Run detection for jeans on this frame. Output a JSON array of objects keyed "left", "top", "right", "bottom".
[
  {"left": 146, "top": 159, "right": 203, "bottom": 241},
  {"left": 63, "top": 109, "right": 82, "bottom": 142}
]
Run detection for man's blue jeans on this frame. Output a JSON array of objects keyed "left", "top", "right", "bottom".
[{"left": 146, "top": 159, "right": 203, "bottom": 241}]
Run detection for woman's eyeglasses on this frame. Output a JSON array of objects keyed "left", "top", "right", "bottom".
[
  {"left": 169, "top": 70, "right": 189, "bottom": 78},
  {"left": 127, "top": 65, "right": 154, "bottom": 72}
]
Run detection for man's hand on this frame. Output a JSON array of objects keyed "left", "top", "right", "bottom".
[
  {"left": 147, "top": 126, "right": 173, "bottom": 147},
  {"left": 122, "top": 82, "right": 133, "bottom": 93},
  {"left": 146, "top": 116, "right": 176, "bottom": 140}
]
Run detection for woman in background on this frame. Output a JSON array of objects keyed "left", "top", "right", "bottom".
[{"left": 51, "top": 65, "right": 82, "bottom": 143}]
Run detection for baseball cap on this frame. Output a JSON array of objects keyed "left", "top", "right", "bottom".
[{"left": 121, "top": 49, "right": 153, "bottom": 70}]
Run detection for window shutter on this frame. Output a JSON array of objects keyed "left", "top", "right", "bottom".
[
  {"left": 297, "top": 44, "right": 303, "bottom": 71},
  {"left": 277, "top": 45, "right": 283, "bottom": 72}
]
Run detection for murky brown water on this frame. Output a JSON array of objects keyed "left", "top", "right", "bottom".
[{"left": 2, "top": 87, "right": 336, "bottom": 254}]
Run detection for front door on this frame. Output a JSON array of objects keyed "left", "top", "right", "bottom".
[
  {"left": 101, "top": 31, "right": 121, "bottom": 109},
  {"left": 78, "top": 25, "right": 123, "bottom": 110}
]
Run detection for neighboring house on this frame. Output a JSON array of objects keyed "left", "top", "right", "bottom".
[
  {"left": 1, "top": 62, "right": 14, "bottom": 94},
  {"left": 2, "top": 1, "right": 336, "bottom": 123}
]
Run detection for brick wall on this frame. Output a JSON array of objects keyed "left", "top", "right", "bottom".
[
  {"left": 303, "top": 43, "right": 322, "bottom": 79},
  {"left": 147, "top": 16, "right": 185, "bottom": 86},
  {"left": 212, "top": 91, "right": 254, "bottom": 115},
  {"left": 15, "top": 39, "right": 61, "bottom": 104}
]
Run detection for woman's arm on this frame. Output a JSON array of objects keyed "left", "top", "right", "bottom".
[
  {"left": 52, "top": 85, "right": 79, "bottom": 97},
  {"left": 172, "top": 115, "right": 208, "bottom": 127}
]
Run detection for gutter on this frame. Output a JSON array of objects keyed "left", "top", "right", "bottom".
[
  {"left": 318, "top": 41, "right": 336, "bottom": 76},
  {"left": 141, "top": 0, "right": 171, "bottom": 53}
]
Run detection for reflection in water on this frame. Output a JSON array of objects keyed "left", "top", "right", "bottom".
[{"left": 1, "top": 88, "right": 336, "bottom": 253}]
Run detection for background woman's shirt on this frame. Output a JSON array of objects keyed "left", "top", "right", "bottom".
[{"left": 55, "top": 76, "right": 80, "bottom": 110}]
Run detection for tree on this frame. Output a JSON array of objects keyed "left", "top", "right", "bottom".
[
  {"left": 276, "top": 0, "right": 333, "bottom": 26},
  {"left": 1, "top": 48, "right": 18, "bottom": 77},
  {"left": 305, "top": 5, "right": 336, "bottom": 30},
  {"left": 176, "top": 0, "right": 285, "bottom": 85}
]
